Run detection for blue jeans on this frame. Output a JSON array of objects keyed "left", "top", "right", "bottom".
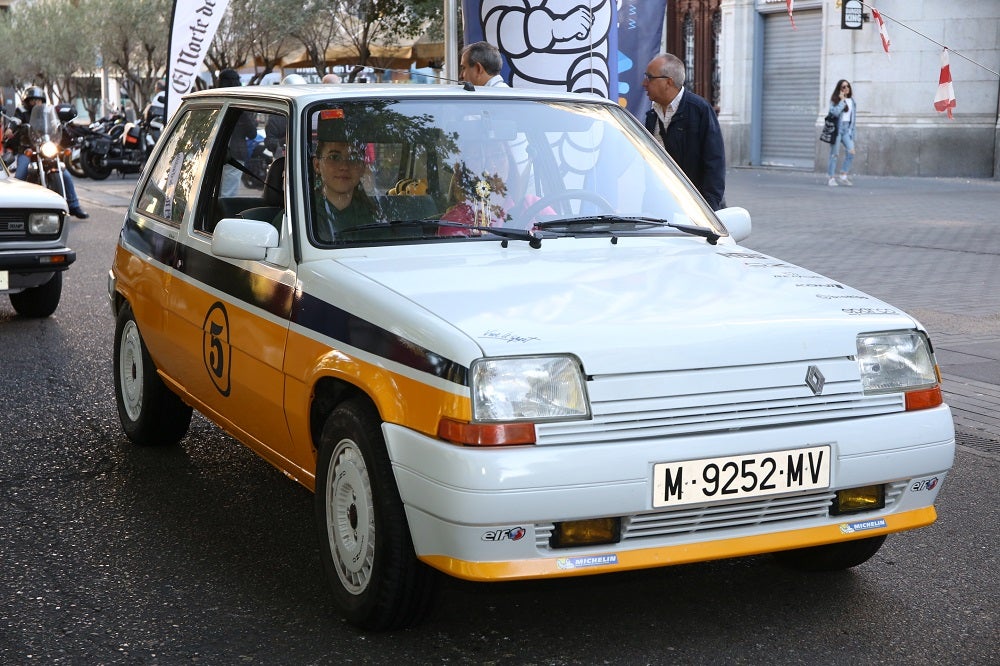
[
  {"left": 827, "top": 132, "right": 855, "bottom": 177},
  {"left": 15, "top": 153, "right": 82, "bottom": 210}
]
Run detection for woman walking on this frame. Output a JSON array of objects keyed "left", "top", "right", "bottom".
[{"left": 827, "top": 79, "right": 856, "bottom": 186}]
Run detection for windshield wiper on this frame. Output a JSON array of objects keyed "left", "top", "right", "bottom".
[
  {"left": 534, "top": 215, "right": 721, "bottom": 245},
  {"left": 337, "top": 219, "right": 542, "bottom": 247}
]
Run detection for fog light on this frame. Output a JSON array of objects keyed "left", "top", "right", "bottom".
[
  {"left": 832, "top": 485, "right": 885, "bottom": 515},
  {"left": 550, "top": 518, "right": 620, "bottom": 548}
]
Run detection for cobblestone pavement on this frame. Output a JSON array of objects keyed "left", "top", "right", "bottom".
[{"left": 76, "top": 168, "right": 1000, "bottom": 450}]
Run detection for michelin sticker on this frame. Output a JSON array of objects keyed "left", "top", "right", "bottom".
[
  {"left": 840, "top": 518, "right": 887, "bottom": 535},
  {"left": 556, "top": 554, "right": 618, "bottom": 570}
]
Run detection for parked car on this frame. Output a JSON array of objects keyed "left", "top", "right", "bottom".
[
  {"left": 108, "top": 84, "right": 955, "bottom": 630},
  {"left": 0, "top": 159, "right": 74, "bottom": 317}
]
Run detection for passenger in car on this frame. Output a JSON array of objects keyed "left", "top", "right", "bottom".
[
  {"left": 440, "top": 140, "right": 552, "bottom": 233},
  {"left": 311, "top": 139, "right": 378, "bottom": 242}
]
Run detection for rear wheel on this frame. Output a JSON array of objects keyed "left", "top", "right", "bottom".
[
  {"left": 774, "top": 535, "right": 887, "bottom": 572},
  {"left": 113, "top": 303, "right": 192, "bottom": 445},
  {"left": 9, "top": 272, "right": 61, "bottom": 318},
  {"left": 315, "top": 398, "right": 438, "bottom": 630},
  {"left": 80, "top": 149, "right": 111, "bottom": 180}
]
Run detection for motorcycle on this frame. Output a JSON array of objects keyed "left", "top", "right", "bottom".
[
  {"left": 6, "top": 104, "right": 76, "bottom": 197},
  {"left": 79, "top": 101, "right": 162, "bottom": 180},
  {"left": 56, "top": 104, "right": 90, "bottom": 179}
]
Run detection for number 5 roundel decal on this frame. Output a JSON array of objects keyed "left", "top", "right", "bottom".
[{"left": 203, "top": 302, "right": 232, "bottom": 396}]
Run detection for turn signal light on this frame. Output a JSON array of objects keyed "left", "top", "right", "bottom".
[
  {"left": 437, "top": 417, "right": 535, "bottom": 446},
  {"left": 905, "top": 385, "right": 943, "bottom": 411}
]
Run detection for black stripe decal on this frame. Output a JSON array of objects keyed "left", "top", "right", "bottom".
[{"left": 121, "top": 218, "right": 469, "bottom": 386}]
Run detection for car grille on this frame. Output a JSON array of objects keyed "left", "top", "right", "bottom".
[
  {"left": 534, "top": 482, "right": 907, "bottom": 550},
  {"left": 536, "top": 357, "right": 903, "bottom": 445},
  {"left": 0, "top": 210, "right": 30, "bottom": 240}
]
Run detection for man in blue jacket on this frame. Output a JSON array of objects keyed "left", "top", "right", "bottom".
[{"left": 643, "top": 54, "right": 726, "bottom": 210}]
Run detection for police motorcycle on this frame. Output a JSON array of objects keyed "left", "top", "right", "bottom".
[
  {"left": 79, "top": 93, "right": 163, "bottom": 180},
  {"left": 6, "top": 102, "right": 76, "bottom": 197}
]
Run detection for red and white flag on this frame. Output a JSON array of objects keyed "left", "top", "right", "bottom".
[
  {"left": 871, "top": 8, "right": 891, "bottom": 57},
  {"left": 787, "top": 0, "right": 796, "bottom": 30},
  {"left": 933, "top": 49, "right": 957, "bottom": 119}
]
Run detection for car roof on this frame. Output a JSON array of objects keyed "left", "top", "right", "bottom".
[{"left": 180, "top": 83, "right": 615, "bottom": 108}]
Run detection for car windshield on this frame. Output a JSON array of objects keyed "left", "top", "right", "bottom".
[{"left": 304, "top": 98, "right": 723, "bottom": 246}]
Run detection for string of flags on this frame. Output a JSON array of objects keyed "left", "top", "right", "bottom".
[{"left": 784, "top": 2, "right": 972, "bottom": 119}]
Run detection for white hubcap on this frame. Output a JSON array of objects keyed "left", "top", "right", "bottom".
[{"left": 326, "top": 439, "right": 375, "bottom": 595}]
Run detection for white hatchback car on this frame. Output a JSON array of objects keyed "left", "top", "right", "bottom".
[
  {"left": 0, "top": 160, "right": 73, "bottom": 317},
  {"left": 108, "top": 84, "right": 955, "bottom": 630}
]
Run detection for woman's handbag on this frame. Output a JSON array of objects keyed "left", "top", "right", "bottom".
[{"left": 819, "top": 112, "right": 838, "bottom": 144}]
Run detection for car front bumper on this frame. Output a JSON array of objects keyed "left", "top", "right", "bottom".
[{"left": 383, "top": 406, "right": 955, "bottom": 580}]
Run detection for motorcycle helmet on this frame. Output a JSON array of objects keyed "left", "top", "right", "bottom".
[
  {"left": 281, "top": 74, "right": 307, "bottom": 85},
  {"left": 23, "top": 86, "right": 46, "bottom": 105}
]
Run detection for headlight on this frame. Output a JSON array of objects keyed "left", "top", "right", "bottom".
[
  {"left": 28, "top": 212, "right": 62, "bottom": 235},
  {"left": 471, "top": 355, "right": 591, "bottom": 422},
  {"left": 857, "top": 330, "right": 938, "bottom": 393},
  {"left": 40, "top": 141, "right": 59, "bottom": 159}
]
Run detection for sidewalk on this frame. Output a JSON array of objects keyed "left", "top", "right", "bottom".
[{"left": 76, "top": 167, "right": 1000, "bottom": 447}]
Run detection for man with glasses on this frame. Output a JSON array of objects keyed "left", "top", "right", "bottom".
[
  {"left": 312, "top": 124, "right": 377, "bottom": 241},
  {"left": 642, "top": 53, "right": 726, "bottom": 210},
  {"left": 459, "top": 41, "right": 509, "bottom": 88}
]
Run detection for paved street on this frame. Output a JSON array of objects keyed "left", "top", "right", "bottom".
[{"left": 0, "top": 167, "right": 976, "bottom": 665}]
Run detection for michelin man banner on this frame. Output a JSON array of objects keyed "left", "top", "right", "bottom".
[{"left": 462, "top": 0, "right": 666, "bottom": 117}]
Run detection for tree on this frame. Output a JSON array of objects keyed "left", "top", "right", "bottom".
[{"left": 90, "top": 0, "right": 172, "bottom": 112}]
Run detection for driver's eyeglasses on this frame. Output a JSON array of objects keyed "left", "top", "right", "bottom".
[
  {"left": 317, "top": 153, "right": 365, "bottom": 165},
  {"left": 643, "top": 73, "right": 671, "bottom": 81}
]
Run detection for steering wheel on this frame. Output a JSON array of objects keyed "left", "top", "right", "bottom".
[{"left": 520, "top": 189, "right": 615, "bottom": 222}]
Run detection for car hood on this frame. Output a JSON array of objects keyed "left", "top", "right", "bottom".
[
  {"left": 332, "top": 238, "right": 918, "bottom": 373},
  {"left": 0, "top": 174, "right": 68, "bottom": 210}
]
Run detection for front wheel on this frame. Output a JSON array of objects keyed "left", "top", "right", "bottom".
[
  {"left": 773, "top": 535, "right": 887, "bottom": 572},
  {"left": 80, "top": 148, "right": 112, "bottom": 180},
  {"left": 9, "top": 272, "right": 61, "bottom": 318},
  {"left": 113, "top": 303, "right": 192, "bottom": 445},
  {"left": 315, "top": 398, "right": 438, "bottom": 630}
]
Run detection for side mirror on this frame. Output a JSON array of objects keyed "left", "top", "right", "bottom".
[
  {"left": 55, "top": 104, "right": 78, "bottom": 123},
  {"left": 212, "top": 217, "right": 279, "bottom": 260},
  {"left": 716, "top": 206, "right": 752, "bottom": 243}
]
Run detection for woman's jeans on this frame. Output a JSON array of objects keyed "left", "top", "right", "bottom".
[{"left": 827, "top": 133, "right": 855, "bottom": 177}]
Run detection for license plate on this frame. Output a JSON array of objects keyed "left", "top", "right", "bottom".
[
  {"left": 652, "top": 445, "right": 831, "bottom": 508},
  {"left": 0, "top": 270, "right": 7, "bottom": 290}
]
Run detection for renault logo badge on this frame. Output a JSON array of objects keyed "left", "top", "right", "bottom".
[{"left": 805, "top": 365, "right": 825, "bottom": 396}]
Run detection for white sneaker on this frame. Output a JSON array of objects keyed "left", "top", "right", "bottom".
[
  {"left": 838, "top": 174, "right": 853, "bottom": 186},
  {"left": 828, "top": 177, "right": 838, "bottom": 187}
]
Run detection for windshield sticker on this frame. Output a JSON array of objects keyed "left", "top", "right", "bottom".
[
  {"left": 840, "top": 518, "right": 887, "bottom": 534},
  {"left": 556, "top": 554, "right": 618, "bottom": 570},
  {"left": 481, "top": 330, "right": 540, "bottom": 344},
  {"left": 796, "top": 282, "right": 844, "bottom": 289},
  {"left": 816, "top": 294, "right": 870, "bottom": 300}
]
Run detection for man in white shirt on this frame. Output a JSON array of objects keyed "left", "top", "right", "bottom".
[{"left": 459, "top": 41, "right": 510, "bottom": 87}]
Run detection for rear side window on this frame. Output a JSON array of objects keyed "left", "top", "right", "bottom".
[{"left": 135, "top": 108, "right": 219, "bottom": 225}]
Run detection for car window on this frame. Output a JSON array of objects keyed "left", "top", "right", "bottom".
[
  {"left": 304, "top": 99, "right": 719, "bottom": 247},
  {"left": 135, "top": 107, "right": 219, "bottom": 225},
  {"left": 193, "top": 107, "right": 287, "bottom": 235}
]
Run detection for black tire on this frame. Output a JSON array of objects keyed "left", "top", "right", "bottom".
[
  {"left": 113, "top": 303, "right": 192, "bottom": 446},
  {"left": 315, "top": 398, "right": 438, "bottom": 630},
  {"left": 44, "top": 169, "right": 66, "bottom": 198},
  {"left": 773, "top": 535, "right": 887, "bottom": 572},
  {"left": 65, "top": 154, "right": 86, "bottom": 179},
  {"left": 80, "top": 149, "right": 112, "bottom": 180},
  {"left": 9, "top": 272, "right": 61, "bottom": 318}
]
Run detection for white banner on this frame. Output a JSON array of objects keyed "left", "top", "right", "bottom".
[{"left": 166, "top": 0, "right": 230, "bottom": 119}]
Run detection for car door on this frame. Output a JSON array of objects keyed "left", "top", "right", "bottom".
[{"left": 165, "top": 102, "right": 299, "bottom": 465}]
